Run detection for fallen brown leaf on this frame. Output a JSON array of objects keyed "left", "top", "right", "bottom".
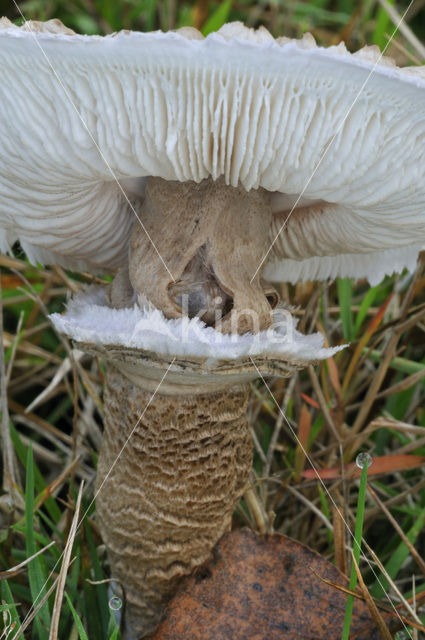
[{"left": 150, "top": 529, "right": 391, "bottom": 639}]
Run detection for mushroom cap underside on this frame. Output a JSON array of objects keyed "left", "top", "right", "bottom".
[{"left": 1, "top": 19, "right": 425, "bottom": 284}]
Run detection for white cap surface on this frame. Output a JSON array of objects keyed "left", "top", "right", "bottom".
[{"left": 1, "top": 19, "right": 425, "bottom": 281}]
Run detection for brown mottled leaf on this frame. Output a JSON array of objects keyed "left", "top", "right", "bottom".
[{"left": 150, "top": 529, "right": 391, "bottom": 640}]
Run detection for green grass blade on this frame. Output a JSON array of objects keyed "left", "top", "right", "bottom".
[
  {"left": 341, "top": 461, "right": 369, "bottom": 640},
  {"left": 9, "top": 422, "right": 61, "bottom": 522},
  {"left": 202, "top": 0, "right": 232, "bottom": 35},
  {"left": 290, "top": 2, "right": 350, "bottom": 25},
  {"left": 337, "top": 278, "right": 355, "bottom": 341},
  {"left": 108, "top": 610, "right": 122, "bottom": 640},
  {"left": 1, "top": 580, "right": 22, "bottom": 638},
  {"left": 317, "top": 485, "right": 333, "bottom": 544},
  {"left": 56, "top": 553, "right": 82, "bottom": 637},
  {"left": 84, "top": 520, "right": 109, "bottom": 638},
  {"left": 335, "top": 0, "right": 354, "bottom": 12},
  {"left": 354, "top": 285, "right": 380, "bottom": 336},
  {"left": 366, "top": 352, "right": 425, "bottom": 376},
  {"left": 64, "top": 592, "right": 89, "bottom": 640},
  {"left": 25, "top": 444, "right": 51, "bottom": 637},
  {"left": 371, "top": 504, "right": 425, "bottom": 598},
  {"left": 372, "top": 0, "right": 394, "bottom": 49}
]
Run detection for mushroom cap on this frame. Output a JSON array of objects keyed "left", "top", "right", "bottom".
[{"left": 1, "top": 19, "right": 425, "bottom": 282}]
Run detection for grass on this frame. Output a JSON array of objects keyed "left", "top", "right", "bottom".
[
  {"left": 1, "top": 1, "right": 425, "bottom": 638},
  {"left": 341, "top": 458, "right": 370, "bottom": 640}
]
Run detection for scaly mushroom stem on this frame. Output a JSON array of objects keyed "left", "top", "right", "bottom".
[
  {"left": 99, "top": 177, "right": 278, "bottom": 637},
  {"left": 96, "top": 367, "right": 251, "bottom": 638}
]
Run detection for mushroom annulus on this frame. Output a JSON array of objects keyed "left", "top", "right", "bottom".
[{"left": 1, "top": 17, "right": 425, "bottom": 639}]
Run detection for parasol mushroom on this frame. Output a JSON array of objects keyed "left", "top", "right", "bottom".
[{"left": 1, "top": 17, "right": 425, "bottom": 638}]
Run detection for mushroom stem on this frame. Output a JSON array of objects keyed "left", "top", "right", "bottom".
[
  {"left": 98, "top": 177, "right": 280, "bottom": 636},
  {"left": 96, "top": 366, "right": 252, "bottom": 638},
  {"left": 111, "top": 176, "right": 276, "bottom": 334}
]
